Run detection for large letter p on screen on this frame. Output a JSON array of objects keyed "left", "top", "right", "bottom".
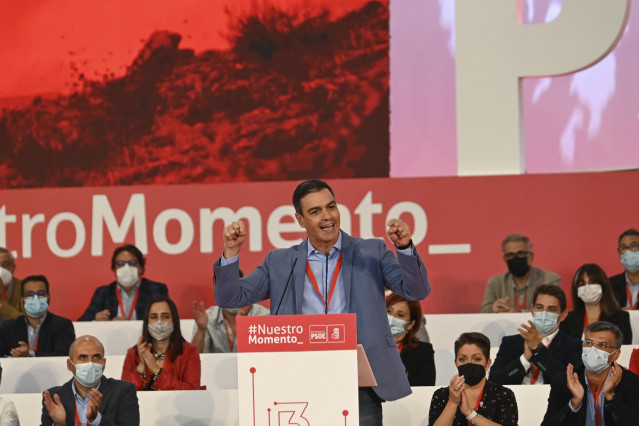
[{"left": 455, "top": 0, "right": 630, "bottom": 176}]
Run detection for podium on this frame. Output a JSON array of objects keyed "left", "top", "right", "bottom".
[{"left": 236, "top": 313, "right": 359, "bottom": 425}]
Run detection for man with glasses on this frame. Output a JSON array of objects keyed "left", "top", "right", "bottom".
[
  {"left": 0, "top": 275, "right": 75, "bottom": 356},
  {"left": 610, "top": 229, "right": 639, "bottom": 310},
  {"left": 480, "top": 234, "right": 561, "bottom": 313},
  {"left": 542, "top": 321, "right": 639, "bottom": 425},
  {"left": 490, "top": 285, "right": 582, "bottom": 385},
  {"left": 0, "top": 247, "right": 24, "bottom": 321}
]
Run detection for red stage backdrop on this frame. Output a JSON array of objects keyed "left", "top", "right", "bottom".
[{"left": 1, "top": 170, "right": 637, "bottom": 319}]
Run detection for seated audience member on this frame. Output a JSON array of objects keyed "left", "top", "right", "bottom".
[
  {"left": 122, "top": 296, "right": 201, "bottom": 390},
  {"left": 490, "top": 285, "right": 582, "bottom": 385},
  {"left": 480, "top": 234, "right": 560, "bottom": 313},
  {"left": 0, "top": 248, "right": 23, "bottom": 320},
  {"left": 429, "top": 332, "right": 518, "bottom": 426},
  {"left": 560, "top": 264, "right": 632, "bottom": 344},
  {"left": 79, "top": 244, "right": 168, "bottom": 321},
  {"left": 386, "top": 289, "right": 430, "bottom": 342},
  {"left": 0, "top": 275, "right": 75, "bottom": 357},
  {"left": 0, "top": 364, "right": 20, "bottom": 425},
  {"left": 386, "top": 293, "right": 435, "bottom": 386},
  {"left": 191, "top": 301, "right": 268, "bottom": 353},
  {"left": 609, "top": 228, "right": 639, "bottom": 310},
  {"left": 42, "top": 335, "right": 139, "bottom": 425},
  {"left": 542, "top": 321, "right": 639, "bottom": 425}
]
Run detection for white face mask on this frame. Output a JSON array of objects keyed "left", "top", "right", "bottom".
[
  {"left": 582, "top": 346, "right": 614, "bottom": 374},
  {"left": 387, "top": 314, "right": 408, "bottom": 337},
  {"left": 532, "top": 311, "right": 559, "bottom": 335},
  {"left": 0, "top": 267, "right": 12, "bottom": 286},
  {"left": 621, "top": 250, "right": 639, "bottom": 273},
  {"left": 578, "top": 284, "right": 603, "bottom": 304},
  {"left": 116, "top": 264, "right": 139, "bottom": 288},
  {"left": 72, "top": 361, "right": 104, "bottom": 388},
  {"left": 148, "top": 321, "right": 174, "bottom": 341}
]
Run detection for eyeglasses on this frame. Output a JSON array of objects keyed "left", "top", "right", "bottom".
[
  {"left": 24, "top": 290, "right": 47, "bottom": 298},
  {"left": 582, "top": 339, "right": 617, "bottom": 351},
  {"left": 115, "top": 260, "right": 139, "bottom": 267},
  {"left": 618, "top": 243, "right": 639, "bottom": 254},
  {"left": 503, "top": 250, "right": 530, "bottom": 261}
]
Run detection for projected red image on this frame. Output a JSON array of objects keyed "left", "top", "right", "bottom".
[{"left": 0, "top": 0, "right": 388, "bottom": 187}]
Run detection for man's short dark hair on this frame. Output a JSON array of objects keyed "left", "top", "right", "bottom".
[
  {"left": 21, "top": 275, "right": 50, "bottom": 295},
  {"left": 454, "top": 332, "right": 490, "bottom": 360},
  {"left": 532, "top": 284, "right": 567, "bottom": 312},
  {"left": 585, "top": 321, "right": 623, "bottom": 349},
  {"left": 618, "top": 228, "right": 639, "bottom": 244},
  {"left": 292, "top": 180, "right": 335, "bottom": 215},
  {"left": 111, "top": 244, "right": 145, "bottom": 269}
]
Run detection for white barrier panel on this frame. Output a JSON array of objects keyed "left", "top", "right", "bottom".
[
  {"left": 432, "top": 345, "right": 638, "bottom": 386},
  {"left": 6, "top": 385, "right": 549, "bottom": 426},
  {"left": 3, "top": 347, "right": 637, "bottom": 393},
  {"left": 4, "top": 389, "right": 239, "bottom": 426},
  {"left": 383, "top": 385, "right": 550, "bottom": 426},
  {"left": 424, "top": 311, "right": 639, "bottom": 349},
  {"left": 0, "top": 353, "right": 237, "bottom": 394},
  {"left": 68, "top": 311, "right": 639, "bottom": 356},
  {"left": 71, "top": 319, "right": 196, "bottom": 355}
]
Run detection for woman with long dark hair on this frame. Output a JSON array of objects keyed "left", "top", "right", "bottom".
[
  {"left": 122, "top": 296, "right": 202, "bottom": 390},
  {"left": 560, "top": 263, "right": 632, "bottom": 344}
]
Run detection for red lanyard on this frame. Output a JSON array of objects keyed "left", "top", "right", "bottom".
[
  {"left": 74, "top": 402, "right": 89, "bottom": 426},
  {"left": 116, "top": 286, "right": 140, "bottom": 320},
  {"left": 626, "top": 284, "right": 638, "bottom": 309},
  {"left": 584, "top": 311, "right": 601, "bottom": 329},
  {"left": 467, "top": 386, "right": 485, "bottom": 426},
  {"left": 306, "top": 253, "right": 342, "bottom": 311},
  {"left": 515, "top": 292, "right": 526, "bottom": 312},
  {"left": 397, "top": 342, "right": 403, "bottom": 354},
  {"left": 224, "top": 321, "right": 236, "bottom": 351},
  {"left": 588, "top": 379, "right": 605, "bottom": 426},
  {"left": 1, "top": 286, "right": 7, "bottom": 300},
  {"left": 530, "top": 342, "right": 551, "bottom": 384}
]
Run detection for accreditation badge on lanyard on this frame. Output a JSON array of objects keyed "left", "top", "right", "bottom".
[{"left": 306, "top": 253, "right": 343, "bottom": 312}]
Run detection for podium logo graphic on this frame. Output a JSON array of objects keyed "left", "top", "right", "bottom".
[
  {"left": 328, "top": 325, "right": 345, "bottom": 343},
  {"left": 309, "top": 325, "right": 327, "bottom": 343}
]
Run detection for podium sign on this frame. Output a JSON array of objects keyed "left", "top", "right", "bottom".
[{"left": 237, "top": 313, "right": 359, "bottom": 426}]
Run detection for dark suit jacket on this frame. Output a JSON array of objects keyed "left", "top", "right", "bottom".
[
  {"left": 78, "top": 278, "right": 168, "bottom": 321},
  {"left": 0, "top": 312, "right": 75, "bottom": 357},
  {"left": 610, "top": 273, "right": 632, "bottom": 309},
  {"left": 541, "top": 365, "right": 639, "bottom": 425},
  {"left": 400, "top": 341, "right": 435, "bottom": 386},
  {"left": 559, "top": 308, "right": 632, "bottom": 344},
  {"left": 489, "top": 330, "right": 582, "bottom": 385},
  {"left": 41, "top": 376, "right": 139, "bottom": 426},
  {"left": 214, "top": 231, "right": 430, "bottom": 401}
]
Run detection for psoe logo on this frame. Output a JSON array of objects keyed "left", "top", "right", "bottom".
[
  {"left": 309, "top": 325, "right": 327, "bottom": 343},
  {"left": 328, "top": 325, "right": 345, "bottom": 343}
]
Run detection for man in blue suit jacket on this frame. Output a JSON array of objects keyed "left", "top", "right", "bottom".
[{"left": 214, "top": 179, "right": 430, "bottom": 426}]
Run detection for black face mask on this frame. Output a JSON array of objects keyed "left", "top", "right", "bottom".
[
  {"left": 507, "top": 257, "right": 530, "bottom": 278},
  {"left": 457, "top": 362, "right": 487, "bottom": 386}
]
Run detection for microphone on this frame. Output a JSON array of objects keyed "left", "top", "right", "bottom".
[{"left": 274, "top": 258, "right": 298, "bottom": 315}]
